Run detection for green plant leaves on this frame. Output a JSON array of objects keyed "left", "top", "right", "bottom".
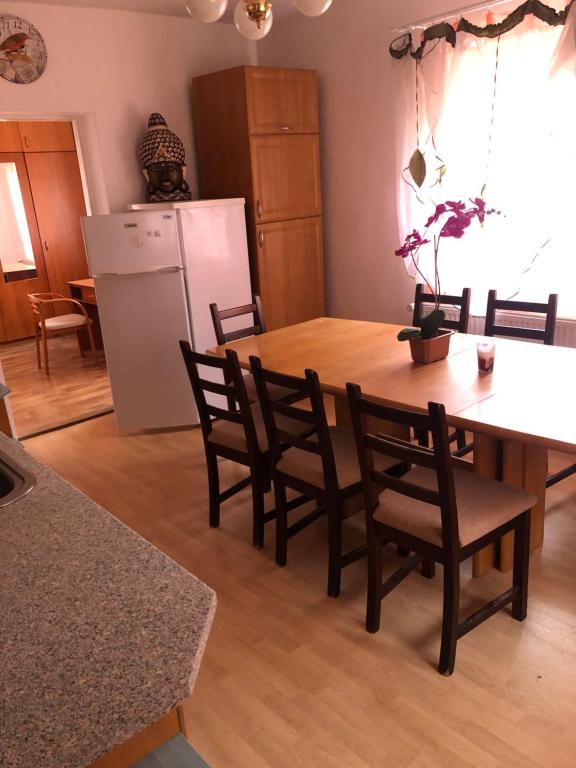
[
  {"left": 397, "top": 327, "right": 422, "bottom": 341},
  {"left": 419, "top": 308, "right": 445, "bottom": 339},
  {"left": 409, "top": 148, "right": 427, "bottom": 188}
]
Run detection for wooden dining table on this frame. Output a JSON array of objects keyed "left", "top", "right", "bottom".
[{"left": 209, "top": 316, "right": 576, "bottom": 576}]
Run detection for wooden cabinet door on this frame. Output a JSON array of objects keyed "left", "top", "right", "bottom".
[
  {"left": 18, "top": 121, "right": 76, "bottom": 152},
  {"left": 0, "top": 153, "right": 51, "bottom": 340},
  {"left": 0, "top": 122, "right": 23, "bottom": 152},
  {"left": 25, "top": 152, "right": 89, "bottom": 298},
  {"left": 245, "top": 68, "right": 319, "bottom": 134},
  {"left": 256, "top": 217, "right": 324, "bottom": 330},
  {"left": 251, "top": 134, "right": 322, "bottom": 224}
]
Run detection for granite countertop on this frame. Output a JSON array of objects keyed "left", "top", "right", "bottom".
[{"left": 0, "top": 434, "right": 216, "bottom": 768}]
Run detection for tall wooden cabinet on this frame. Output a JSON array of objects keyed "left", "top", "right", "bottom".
[
  {"left": 0, "top": 120, "right": 89, "bottom": 340},
  {"left": 192, "top": 66, "right": 325, "bottom": 330}
]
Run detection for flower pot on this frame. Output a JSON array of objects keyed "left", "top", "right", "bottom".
[{"left": 408, "top": 330, "right": 453, "bottom": 364}]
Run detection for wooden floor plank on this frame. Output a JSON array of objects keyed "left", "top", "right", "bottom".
[{"left": 24, "top": 415, "right": 576, "bottom": 768}]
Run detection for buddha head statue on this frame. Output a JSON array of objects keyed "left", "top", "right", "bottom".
[{"left": 138, "top": 113, "right": 192, "bottom": 203}]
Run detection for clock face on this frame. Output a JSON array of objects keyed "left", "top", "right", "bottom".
[{"left": 0, "top": 15, "right": 47, "bottom": 85}]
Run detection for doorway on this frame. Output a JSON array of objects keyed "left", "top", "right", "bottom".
[{"left": 0, "top": 118, "right": 112, "bottom": 438}]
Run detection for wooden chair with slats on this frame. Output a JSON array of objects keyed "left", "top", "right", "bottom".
[
  {"left": 483, "top": 290, "right": 573, "bottom": 486},
  {"left": 179, "top": 343, "right": 312, "bottom": 548},
  {"left": 27, "top": 293, "right": 97, "bottom": 376},
  {"left": 347, "top": 383, "right": 535, "bottom": 675},
  {"left": 413, "top": 284, "right": 472, "bottom": 334},
  {"left": 413, "top": 285, "right": 471, "bottom": 453},
  {"left": 209, "top": 295, "right": 295, "bottom": 405},
  {"left": 250, "top": 356, "right": 403, "bottom": 597}
]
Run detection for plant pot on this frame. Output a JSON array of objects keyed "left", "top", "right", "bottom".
[{"left": 408, "top": 330, "right": 453, "bottom": 364}]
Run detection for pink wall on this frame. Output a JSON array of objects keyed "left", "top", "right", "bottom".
[
  {"left": 258, "top": 0, "right": 470, "bottom": 325},
  {"left": 0, "top": 3, "right": 256, "bottom": 213}
]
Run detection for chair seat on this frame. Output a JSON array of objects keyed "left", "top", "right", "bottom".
[
  {"left": 243, "top": 372, "right": 296, "bottom": 404},
  {"left": 277, "top": 426, "right": 399, "bottom": 493},
  {"left": 374, "top": 466, "right": 536, "bottom": 548},
  {"left": 207, "top": 403, "right": 312, "bottom": 454},
  {"left": 43, "top": 313, "right": 88, "bottom": 331}
]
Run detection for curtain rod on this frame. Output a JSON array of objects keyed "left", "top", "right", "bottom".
[{"left": 391, "top": 0, "right": 513, "bottom": 33}]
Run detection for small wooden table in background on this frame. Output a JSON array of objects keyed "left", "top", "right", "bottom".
[{"left": 68, "top": 277, "right": 104, "bottom": 350}]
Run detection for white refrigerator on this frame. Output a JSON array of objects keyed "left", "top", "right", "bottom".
[{"left": 81, "top": 199, "right": 252, "bottom": 431}]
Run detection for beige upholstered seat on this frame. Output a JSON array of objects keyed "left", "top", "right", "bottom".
[
  {"left": 207, "top": 403, "right": 312, "bottom": 453},
  {"left": 277, "top": 426, "right": 398, "bottom": 491},
  {"left": 43, "top": 313, "right": 89, "bottom": 331},
  {"left": 374, "top": 466, "right": 536, "bottom": 547}
]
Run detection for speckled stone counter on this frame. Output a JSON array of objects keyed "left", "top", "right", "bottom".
[{"left": 0, "top": 434, "right": 216, "bottom": 768}]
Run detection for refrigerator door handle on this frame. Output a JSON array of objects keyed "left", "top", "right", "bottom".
[{"left": 93, "top": 265, "right": 184, "bottom": 278}]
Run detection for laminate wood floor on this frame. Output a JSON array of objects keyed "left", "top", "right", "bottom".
[
  {"left": 1, "top": 335, "right": 112, "bottom": 438},
  {"left": 25, "top": 415, "right": 576, "bottom": 768}
]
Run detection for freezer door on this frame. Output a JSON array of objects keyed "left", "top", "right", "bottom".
[
  {"left": 95, "top": 269, "right": 197, "bottom": 431},
  {"left": 82, "top": 211, "right": 182, "bottom": 275}
]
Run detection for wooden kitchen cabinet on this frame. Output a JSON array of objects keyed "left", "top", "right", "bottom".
[
  {"left": 25, "top": 151, "right": 89, "bottom": 298},
  {"left": 245, "top": 67, "right": 319, "bottom": 134},
  {"left": 192, "top": 66, "right": 325, "bottom": 329},
  {"left": 251, "top": 134, "right": 322, "bottom": 223},
  {"left": 18, "top": 120, "right": 76, "bottom": 152},
  {"left": 0, "top": 121, "right": 23, "bottom": 152},
  {"left": 257, "top": 217, "right": 325, "bottom": 331}
]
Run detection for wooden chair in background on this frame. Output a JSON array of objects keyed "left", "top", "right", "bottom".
[
  {"left": 347, "top": 384, "right": 535, "bottom": 675},
  {"left": 250, "top": 356, "right": 402, "bottom": 597},
  {"left": 413, "top": 285, "right": 472, "bottom": 333},
  {"left": 210, "top": 294, "right": 295, "bottom": 405},
  {"left": 27, "top": 293, "right": 97, "bottom": 376}
]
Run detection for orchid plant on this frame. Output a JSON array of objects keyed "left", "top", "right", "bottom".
[{"left": 396, "top": 198, "right": 499, "bottom": 341}]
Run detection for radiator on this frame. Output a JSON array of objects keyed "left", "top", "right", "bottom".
[{"left": 441, "top": 308, "right": 576, "bottom": 348}]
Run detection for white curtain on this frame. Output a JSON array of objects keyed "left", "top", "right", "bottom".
[{"left": 394, "top": 5, "right": 576, "bottom": 316}]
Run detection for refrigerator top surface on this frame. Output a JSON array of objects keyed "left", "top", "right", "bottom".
[{"left": 127, "top": 198, "right": 245, "bottom": 211}]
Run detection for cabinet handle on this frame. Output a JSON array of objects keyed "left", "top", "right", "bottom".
[
  {"left": 44, "top": 240, "right": 48, "bottom": 251},
  {"left": 24, "top": 135, "right": 30, "bottom": 148},
  {"left": 258, "top": 230, "right": 264, "bottom": 248},
  {"left": 280, "top": 126, "right": 293, "bottom": 131},
  {"left": 256, "top": 200, "right": 262, "bottom": 218}
]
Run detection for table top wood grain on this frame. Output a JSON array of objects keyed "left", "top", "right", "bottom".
[{"left": 209, "top": 317, "right": 576, "bottom": 454}]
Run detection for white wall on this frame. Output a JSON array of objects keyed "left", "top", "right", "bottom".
[
  {"left": 258, "top": 0, "right": 474, "bottom": 325},
  {"left": 0, "top": 2, "right": 256, "bottom": 213}
]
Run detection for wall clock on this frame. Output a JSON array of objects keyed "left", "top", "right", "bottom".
[{"left": 0, "top": 15, "right": 47, "bottom": 85}]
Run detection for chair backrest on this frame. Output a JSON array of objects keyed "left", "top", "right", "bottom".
[
  {"left": 347, "top": 382, "right": 459, "bottom": 554},
  {"left": 210, "top": 295, "right": 266, "bottom": 346},
  {"left": 413, "top": 284, "right": 471, "bottom": 333},
  {"left": 250, "top": 355, "right": 339, "bottom": 494},
  {"left": 484, "top": 290, "right": 557, "bottom": 345},
  {"left": 179, "top": 341, "right": 260, "bottom": 458},
  {"left": 27, "top": 292, "right": 64, "bottom": 320}
]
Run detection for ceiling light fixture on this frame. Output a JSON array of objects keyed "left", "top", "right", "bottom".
[{"left": 186, "top": 0, "right": 332, "bottom": 40}]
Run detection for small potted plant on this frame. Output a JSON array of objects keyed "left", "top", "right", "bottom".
[{"left": 395, "top": 198, "right": 498, "bottom": 363}]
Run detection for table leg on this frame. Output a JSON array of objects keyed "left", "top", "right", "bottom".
[{"left": 472, "top": 433, "right": 500, "bottom": 577}]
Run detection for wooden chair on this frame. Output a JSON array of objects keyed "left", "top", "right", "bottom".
[
  {"left": 483, "top": 291, "right": 573, "bottom": 486},
  {"left": 484, "top": 290, "right": 557, "bottom": 345},
  {"left": 347, "top": 383, "right": 535, "bottom": 675},
  {"left": 179, "top": 343, "right": 312, "bottom": 548},
  {"left": 209, "top": 295, "right": 295, "bottom": 404},
  {"left": 250, "top": 356, "right": 402, "bottom": 597},
  {"left": 413, "top": 284, "right": 471, "bottom": 333},
  {"left": 27, "top": 293, "right": 97, "bottom": 377},
  {"left": 413, "top": 286, "right": 471, "bottom": 452}
]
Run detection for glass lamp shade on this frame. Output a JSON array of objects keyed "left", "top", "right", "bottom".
[
  {"left": 185, "top": 0, "right": 228, "bottom": 23},
  {"left": 291, "top": 0, "right": 333, "bottom": 16},
  {"left": 233, "top": 1, "right": 273, "bottom": 39}
]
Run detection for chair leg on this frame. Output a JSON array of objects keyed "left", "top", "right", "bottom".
[
  {"left": 86, "top": 322, "right": 97, "bottom": 364},
  {"left": 421, "top": 559, "right": 436, "bottom": 579},
  {"left": 456, "top": 429, "right": 467, "bottom": 451},
  {"left": 327, "top": 504, "right": 343, "bottom": 598},
  {"left": 42, "top": 331, "right": 50, "bottom": 376},
  {"left": 77, "top": 330, "right": 85, "bottom": 357},
  {"left": 512, "top": 511, "right": 531, "bottom": 621},
  {"left": 274, "top": 480, "right": 289, "bottom": 567},
  {"left": 366, "top": 538, "right": 384, "bottom": 633},
  {"left": 206, "top": 450, "right": 220, "bottom": 529},
  {"left": 34, "top": 326, "right": 41, "bottom": 370},
  {"left": 251, "top": 469, "right": 266, "bottom": 549},
  {"left": 439, "top": 560, "right": 460, "bottom": 676}
]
